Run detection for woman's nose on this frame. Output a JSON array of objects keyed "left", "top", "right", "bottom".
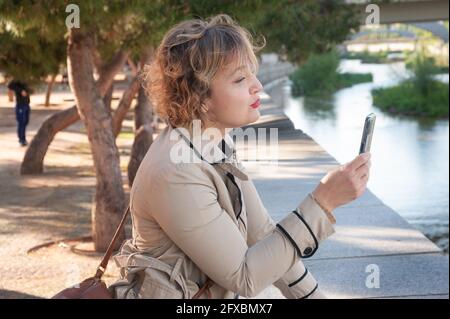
[{"left": 251, "top": 76, "right": 263, "bottom": 94}]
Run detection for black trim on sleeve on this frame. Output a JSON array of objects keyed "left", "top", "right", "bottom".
[
  {"left": 288, "top": 268, "right": 309, "bottom": 287},
  {"left": 275, "top": 224, "right": 301, "bottom": 257},
  {"left": 291, "top": 210, "right": 319, "bottom": 258},
  {"left": 298, "top": 283, "right": 319, "bottom": 299}
]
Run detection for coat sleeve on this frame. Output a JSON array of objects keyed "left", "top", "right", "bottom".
[
  {"left": 148, "top": 163, "right": 330, "bottom": 298},
  {"left": 240, "top": 174, "right": 336, "bottom": 299}
]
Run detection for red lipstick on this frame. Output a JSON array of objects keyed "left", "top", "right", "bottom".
[{"left": 250, "top": 99, "right": 260, "bottom": 109}]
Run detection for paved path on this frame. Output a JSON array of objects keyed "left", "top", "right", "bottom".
[
  {"left": 0, "top": 82, "right": 447, "bottom": 299},
  {"left": 241, "top": 85, "right": 449, "bottom": 299}
]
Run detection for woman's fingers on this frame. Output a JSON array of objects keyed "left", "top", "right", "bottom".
[
  {"left": 354, "top": 161, "right": 370, "bottom": 198},
  {"left": 361, "top": 171, "right": 369, "bottom": 182},
  {"left": 318, "top": 154, "right": 372, "bottom": 209},
  {"left": 348, "top": 153, "right": 371, "bottom": 171},
  {"left": 355, "top": 159, "right": 371, "bottom": 179}
]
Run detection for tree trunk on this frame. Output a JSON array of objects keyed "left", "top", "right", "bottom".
[
  {"left": 21, "top": 106, "right": 79, "bottom": 174},
  {"left": 134, "top": 86, "right": 154, "bottom": 129},
  {"left": 103, "top": 83, "right": 114, "bottom": 113},
  {"left": 67, "top": 29, "right": 126, "bottom": 252},
  {"left": 45, "top": 74, "right": 57, "bottom": 107},
  {"left": 127, "top": 57, "right": 138, "bottom": 76},
  {"left": 21, "top": 50, "right": 128, "bottom": 175},
  {"left": 112, "top": 47, "right": 153, "bottom": 137},
  {"left": 127, "top": 86, "right": 154, "bottom": 187},
  {"left": 127, "top": 125, "right": 153, "bottom": 187},
  {"left": 112, "top": 76, "right": 140, "bottom": 137}
]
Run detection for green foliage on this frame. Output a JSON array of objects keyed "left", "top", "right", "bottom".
[
  {"left": 0, "top": 1, "right": 266, "bottom": 84},
  {"left": 0, "top": 1, "right": 180, "bottom": 63},
  {"left": 0, "top": 27, "right": 65, "bottom": 86},
  {"left": 372, "top": 49, "right": 448, "bottom": 118},
  {"left": 289, "top": 50, "right": 373, "bottom": 96},
  {"left": 289, "top": 50, "right": 339, "bottom": 96},
  {"left": 372, "top": 80, "right": 449, "bottom": 118},
  {"left": 340, "top": 50, "right": 390, "bottom": 64},
  {"left": 1, "top": 0, "right": 361, "bottom": 86},
  {"left": 338, "top": 72, "right": 373, "bottom": 87},
  {"left": 250, "top": 0, "right": 361, "bottom": 65},
  {"left": 406, "top": 50, "right": 441, "bottom": 95},
  {"left": 405, "top": 50, "right": 448, "bottom": 77}
]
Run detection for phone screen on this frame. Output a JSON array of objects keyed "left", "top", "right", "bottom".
[{"left": 359, "top": 113, "right": 376, "bottom": 154}]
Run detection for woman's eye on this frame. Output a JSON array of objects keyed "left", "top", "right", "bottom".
[{"left": 235, "top": 77, "right": 245, "bottom": 83}]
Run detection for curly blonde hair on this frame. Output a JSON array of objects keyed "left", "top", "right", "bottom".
[{"left": 143, "top": 14, "right": 265, "bottom": 129}]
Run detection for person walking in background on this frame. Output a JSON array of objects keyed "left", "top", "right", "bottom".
[{"left": 8, "top": 80, "right": 31, "bottom": 146}]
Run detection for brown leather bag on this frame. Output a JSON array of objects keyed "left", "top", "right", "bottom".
[{"left": 52, "top": 205, "right": 212, "bottom": 299}]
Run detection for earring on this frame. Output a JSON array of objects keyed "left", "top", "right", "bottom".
[{"left": 201, "top": 103, "right": 209, "bottom": 113}]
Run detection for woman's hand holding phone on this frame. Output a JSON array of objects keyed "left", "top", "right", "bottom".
[
  {"left": 312, "top": 113, "right": 375, "bottom": 213},
  {"left": 312, "top": 152, "right": 372, "bottom": 213}
]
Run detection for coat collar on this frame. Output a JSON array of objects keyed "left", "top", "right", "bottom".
[{"left": 171, "top": 124, "right": 249, "bottom": 181}]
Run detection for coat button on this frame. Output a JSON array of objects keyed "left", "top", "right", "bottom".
[{"left": 303, "top": 247, "right": 313, "bottom": 256}]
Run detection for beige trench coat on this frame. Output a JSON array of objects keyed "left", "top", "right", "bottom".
[{"left": 110, "top": 123, "right": 335, "bottom": 299}]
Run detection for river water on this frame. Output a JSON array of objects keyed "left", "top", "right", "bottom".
[{"left": 278, "top": 59, "right": 449, "bottom": 252}]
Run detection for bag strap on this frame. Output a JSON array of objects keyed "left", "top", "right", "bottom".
[
  {"left": 92, "top": 205, "right": 214, "bottom": 298},
  {"left": 192, "top": 278, "right": 214, "bottom": 299},
  {"left": 94, "top": 205, "right": 131, "bottom": 280}
]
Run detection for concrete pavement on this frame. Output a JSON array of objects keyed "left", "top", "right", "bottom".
[{"left": 239, "top": 85, "right": 448, "bottom": 299}]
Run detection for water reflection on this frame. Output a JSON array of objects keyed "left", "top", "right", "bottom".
[{"left": 281, "top": 59, "right": 449, "bottom": 251}]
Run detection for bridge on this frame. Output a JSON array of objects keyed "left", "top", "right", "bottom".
[
  {"left": 344, "top": 1, "right": 449, "bottom": 54},
  {"left": 349, "top": 0, "right": 449, "bottom": 24}
]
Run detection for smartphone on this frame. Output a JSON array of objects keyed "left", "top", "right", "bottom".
[{"left": 359, "top": 113, "right": 376, "bottom": 154}]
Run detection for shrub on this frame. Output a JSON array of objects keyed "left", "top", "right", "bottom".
[
  {"left": 372, "top": 80, "right": 449, "bottom": 118},
  {"left": 290, "top": 50, "right": 372, "bottom": 96},
  {"left": 289, "top": 50, "right": 340, "bottom": 96},
  {"left": 372, "top": 50, "right": 449, "bottom": 118}
]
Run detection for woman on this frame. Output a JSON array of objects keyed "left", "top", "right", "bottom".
[{"left": 110, "top": 14, "right": 371, "bottom": 299}]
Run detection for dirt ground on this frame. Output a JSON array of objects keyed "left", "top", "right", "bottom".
[{"left": 0, "top": 88, "right": 143, "bottom": 298}]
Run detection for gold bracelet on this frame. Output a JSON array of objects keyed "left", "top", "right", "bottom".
[{"left": 309, "top": 193, "right": 336, "bottom": 224}]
